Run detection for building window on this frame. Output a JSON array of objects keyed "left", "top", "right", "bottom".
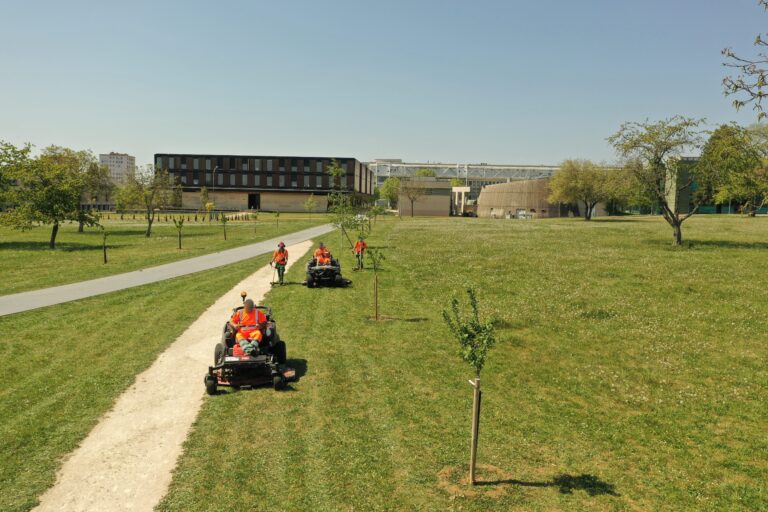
[
  {"left": 217, "top": 173, "right": 223, "bottom": 186},
  {"left": 316, "top": 162, "right": 323, "bottom": 174},
  {"left": 206, "top": 173, "right": 212, "bottom": 185},
  {"left": 180, "top": 176, "right": 187, "bottom": 184},
  {"left": 304, "top": 175, "right": 310, "bottom": 187},
  {"left": 242, "top": 174, "right": 247, "bottom": 186},
  {"left": 193, "top": 158, "right": 199, "bottom": 170},
  {"left": 291, "top": 164, "right": 297, "bottom": 173},
  {"left": 217, "top": 157, "right": 223, "bottom": 168},
  {"left": 193, "top": 178, "right": 199, "bottom": 185},
  {"left": 254, "top": 159, "right": 261, "bottom": 171},
  {"left": 242, "top": 161, "right": 248, "bottom": 171},
  {"left": 168, "top": 157, "right": 175, "bottom": 169},
  {"left": 267, "top": 175, "right": 273, "bottom": 187},
  {"left": 279, "top": 164, "right": 285, "bottom": 174},
  {"left": 267, "top": 160, "right": 273, "bottom": 172},
  {"left": 279, "top": 175, "right": 285, "bottom": 187},
  {"left": 181, "top": 157, "right": 187, "bottom": 170},
  {"left": 206, "top": 159, "right": 211, "bottom": 171},
  {"left": 230, "top": 174, "right": 236, "bottom": 186},
  {"left": 316, "top": 174, "right": 322, "bottom": 188},
  {"left": 292, "top": 178, "right": 297, "bottom": 188}
]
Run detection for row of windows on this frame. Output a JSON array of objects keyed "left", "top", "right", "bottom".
[
  {"left": 178, "top": 173, "right": 325, "bottom": 188},
  {"left": 161, "top": 157, "right": 364, "bottom": 174}
]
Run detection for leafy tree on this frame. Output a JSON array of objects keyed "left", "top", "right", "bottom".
[
  {"left": 548, "top": 159, "right": 610, "bottom": 220},
  {"left": 442, "top": 286, "right": 496, "bottom": 378},
  {"left": 450, "top": 177, "right": 465, "bottom": 187},
  {"left": 328, "top": 192, "right": 359, "bottom": 249},
  {"left": 115, "top": 165, "right": 178, "bottom": 237},
  {"left": 415, "top": 168, "right": 436, "bottom": 177},
  {"left": 368, "top": 204, "right": 386, "bottom": 225},
  {"left": 367, "top": 248, "right": 385, "bottom": 321},
  {"left": 78, "top": 160, "right": 112, "bottom": 232},
  {"left": 199, "top": 186, "right": 209, "bottom": 215},
  {"left": 326, "top": 159, "right": 347, "bottom": 191},
  {"left": 303, "top": 193, "right": 317, "bottom": 218},
  {"left": 700, "top": 124, "right": 767, "bottom": 215},
  {"left": 379, "top": 177, "right": 401, "bottom": 208},
  {"left": 173, "top": 217, "right": 184, "bottom": 249},
  {"left": 1, "top": 149, "right": 91, "bottom": 248},
  {"left": 608, "top": 116, "right": 715, "bottom": 245},
  {"left": 220, "top": 212, "right": 228, "bottom": 240},
  {"left": 400, "top": 179, "right": 425, "bottom": 217},
  {"left": 723, "top": 1, "right": 768, "bottom": 120}
]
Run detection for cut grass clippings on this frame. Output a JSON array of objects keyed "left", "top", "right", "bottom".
[{"left": 157, "top": 215, "right": 768, "bottom": 512}]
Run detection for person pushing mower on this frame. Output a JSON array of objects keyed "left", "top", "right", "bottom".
[
  {"left": 271, "top": 241, "right": 289, "bottom": 285},
  {"left": 354, "top": 236, "right": 368, "bottom": 270}
]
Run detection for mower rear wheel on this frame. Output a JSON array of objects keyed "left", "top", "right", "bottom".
[
  {"left": 214, "top": 342, "right": 226, "bottom": 365},
  {"left": 204, "top": 375, "right": 217, "bottom": 395},
  {"left": 273, "top": 375, "right": 285, "bottom": 391}
]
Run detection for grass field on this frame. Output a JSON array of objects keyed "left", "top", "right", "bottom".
[
  {"left": 155, "top": 215, "right": 767, "bottom": 512},
  {"left": 0, "top": 212, "right": 324, "bottom": 294},
  {"left": 0, "top": 253, "right": 271, "bottom": 512}
]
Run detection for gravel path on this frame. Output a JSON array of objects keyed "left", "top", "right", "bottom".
[
  {"left": 0, "top": 223, "right": 331, "bottom": 317},
  {"left": 32, "top": 240, "right": 313, "bottom": 512}
]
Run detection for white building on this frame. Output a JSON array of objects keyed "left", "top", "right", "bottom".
[{"left": 99, "top": 152, "right": 135, "bottom": 184}]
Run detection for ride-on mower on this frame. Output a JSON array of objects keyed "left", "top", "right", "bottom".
[
  {"left": 204, "top": 291, "right": 296, "bottom": 395},
  {"left": 304, "top": 256, "right": 352, "bottom": 288}
]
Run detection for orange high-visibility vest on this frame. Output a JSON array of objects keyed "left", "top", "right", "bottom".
[
  {"left": 231, "top": 308, "right": 266, "bottom": 338},
  {"left": 272, "top": 249, "right": 288, "bottom": 265},
  {"left": 354, "top": 241, "right": 367, "bottom": 254}
]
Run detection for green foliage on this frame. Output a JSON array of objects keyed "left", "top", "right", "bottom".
[
  {"left": 379, "top": 177, "right": 401, "bottom": 207},
  {"left": 442, "top": 286, "right": 496, "bottom": 377},
  {"left": 326, "top": 159, "right": 346, "bottom": 191},
  {"left": 0, "top": 140, "right": 32, "bottom": 203},
  {"left": 700, "top": 124, "right": 768, "bottom": 215},
  {"left": 415, "top": 168, "right": 437, "bottom": 177},
  {"left": 450, "top": 177, "right": 465, "bottom": 187},
  {"left": 367, "top": 247, "right": 385, "bottom": 272},
  {"left": 303, "top": 193, "right": 318, "bottom": 216},
  {"left": 548, "top": 159, "right": 611, "bottom": 220}
]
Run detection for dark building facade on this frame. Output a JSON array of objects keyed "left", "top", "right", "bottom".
[{"left": 154, "top": 153, "right": 375, "bottom": 212}]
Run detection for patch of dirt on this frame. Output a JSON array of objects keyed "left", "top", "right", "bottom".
[
  {"left": 437, "top": 464, "right": 516, "bottom": 499},
  {"left": 33, "top": 241, "right": 313, "bottom": 512}
]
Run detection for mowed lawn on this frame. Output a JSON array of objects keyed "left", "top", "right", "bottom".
[
  {"left": 0, "top": 212, "right": 325, "bottom": 294},
  {"left": 158, "top": 216, "right": 767, "bottom": 512},
  {"left": 0, "top": 253, "right": 271, "bottom": 512}
]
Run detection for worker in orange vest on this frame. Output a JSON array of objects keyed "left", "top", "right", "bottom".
[
  {"left": 229, "top": 299, "right": 266, "bottom": 355},
  {"left": 354, "top": 236, "right": 368, "bottom": 270},
  {"left": 314, "top": 242, "right": 332, "bottom": 266},
  {"left": 271, "top": 241, "right": 289, "bottom": 285}
]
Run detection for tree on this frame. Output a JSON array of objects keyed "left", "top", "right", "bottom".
[
  {"left": 723, "top": 1, "right": 768, "bottom": 120},
  {"left": 547, "top": 159, "right": 610, "bottom": 220},
  {"left": 368, "top": 204, "right": 386, "bottom": 225},
  {"left": 0, "top": 140, "right": 32, "bottom": 205},
  {"left": 173, "top": 217, "right": 184, "bottom": 249},
  {"left": 700, "top": 124, "right": 768, "bottom": 215},
  {"left": 400, "top": 179, "right": 425, "bottom": 217},
  {"left": 379, "top": 176, "right": 401, "bottom": 208},
  {"left": 199, "top": 186, "right": 209, "bottom": 216},
  {"left": 1, "top": 146, "right": 94, "bottom": 248},
  {"left": 220, "top": 212, "right": 228, "bottom": 240},
  {"left": 450, "top": 177, "right": 465, "bottom": 187},
  {"left": 328, "top": 192, "right": 359, "bottom": 250},
  {"left": 116, "top": 165, "right": 177, "bottom": 237},
  {"left": 326, "top": 159, "right": 346, "bottom": 191},
  {"left": 607, "top": 117, "right": 713, "bottom": 245},
  {"left": 442, "top": 286, "right": 496, "bottom": 486},
  {"left": 415, "top": 168, "right": 436, "bottom": 177},
  {"left": 303, "top": 193, "right": 317, "bottom": 219}
]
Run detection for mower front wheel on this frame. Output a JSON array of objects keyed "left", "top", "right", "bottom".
[
  {"left": 214, "top": 342, "right": 226, "bottom": 365},
  {"left": 204, "top": 374, "right": 218, "bottom": 395}
]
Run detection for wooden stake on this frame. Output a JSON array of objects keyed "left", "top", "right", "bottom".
[
  {"left": 374, "top": 273, "right": 379, "bottom": 320},
  {"left": 469, "top": 377, "right": 482, "bottom": 485}
]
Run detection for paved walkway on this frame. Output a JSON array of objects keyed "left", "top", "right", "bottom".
[{"left": 0, "top": 224, "right": 333, "bottom": 317}]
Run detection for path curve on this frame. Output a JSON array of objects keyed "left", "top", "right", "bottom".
[
  {"left": 32, "top": 240, "right": 313, "bottom": 512},
  {"left": 0, "top": 223, "right": 332, "bottom": 317}
]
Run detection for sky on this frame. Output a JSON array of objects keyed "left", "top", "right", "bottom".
[{"left": 1, "top": 0, "right": 767, "bottom": 166}]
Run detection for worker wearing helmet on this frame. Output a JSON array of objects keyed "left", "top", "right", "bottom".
[
  {"left": 314, "top": 242, "right": 332, "bottom": 266},
  {"left": 354, "top": 236, "right": 368, "bottom": 270},
  {"left": 271, "top": 241, "right": 289, "bottom": 285},
  {"left": 229, "top": 299, "right": 266, "bottom": 355}
]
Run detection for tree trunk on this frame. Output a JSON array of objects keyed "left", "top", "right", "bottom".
[
  {"left": 672, "top": 221, "right": 682, "bottom": 246},
  {"left": 49, "top": 221, "right": 59, "bottom": 249},
  {"left": 223, "top": 223, "right": 227, "bottom": 240},
  {"left": 178, "top": 231, "right": 182, "bottom": 249},
  {"left": 145, "top": 211, "right": 154, "bottom": 238},
  {"left": 103, "top": 239, "right": 108, "bottom": 264},
  {"left": 410, "top": 199, "right": 414, "bottom": 217},
  {"left": 78, "top": 219, "right": 85, "bottom": 232}
]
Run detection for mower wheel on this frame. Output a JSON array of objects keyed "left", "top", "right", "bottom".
[
  {"left": 204, "top": 375, "right": 217, "bottom": 395},
  {"left": 306, "top": 275, "right": 314, "bottom": 288},
  {"left": 273, "top": 375, "right": 285, "bottom": 391},
  {"left": 214, "top": 342, "right": 226, "bottom": 365},
  {"left": 273, "top": 340, "right": 287, "bottom": 364}
]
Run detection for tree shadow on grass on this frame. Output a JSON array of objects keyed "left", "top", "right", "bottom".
[
  {"left": 0, "top": 241, "right": 102, "bottom": 251},
  {"left": 642, "top": 238, "right": 768, "bottom": 250},
  {"left": 477, "top": 473, "right": 619, "bottom": 497}
]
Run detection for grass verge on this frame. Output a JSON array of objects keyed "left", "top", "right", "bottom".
[
  {"left": 0, "top": 213, "right": 324, "bottom": 294},
  {"left": 0, "top": 253, "right": 271, "bottom": 512}
]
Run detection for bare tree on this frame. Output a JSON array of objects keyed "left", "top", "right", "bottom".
[{"left": 400, "top": 179, "right": 425, "bottom": 217}]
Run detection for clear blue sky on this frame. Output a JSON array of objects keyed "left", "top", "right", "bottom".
[{"left": 1, "top": 0, "right": 766, "bottom": 166}]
